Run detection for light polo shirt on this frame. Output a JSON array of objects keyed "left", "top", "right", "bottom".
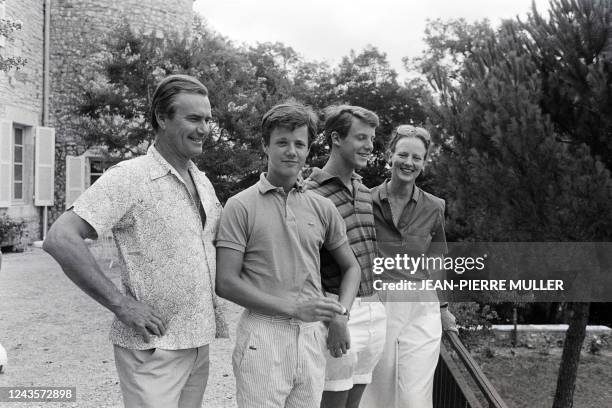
[
  {"left": 215, "top": 173, "right": 348, "bottom": 304},
  {"left": 72, "top": 145, "right": 222, "bottom": 350},
  {"left": 371, "top": 180, "right": 447, "bottom": 281},
  {"left": 304, "top": 168, "right": 377, "bottom": 297}
]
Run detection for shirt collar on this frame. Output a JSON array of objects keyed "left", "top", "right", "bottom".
[
  {"left": 147, "top": 145, "right": 202, "bottom": 181},
  {"left": 257, "top": 173, "right": 304, "bottom": 194},
  {"left": 377, "top": 179, "right": 421, "bottom": 203},
  {"left": 308, "top": 167, "right": 362, "bottom": 185}
]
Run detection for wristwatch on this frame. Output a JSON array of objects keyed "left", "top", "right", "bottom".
[{"left": 341, "top": 306, "right": 351, "bottom": 320}]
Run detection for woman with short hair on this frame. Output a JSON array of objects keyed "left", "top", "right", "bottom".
[{"left": 362, "top": 125, "right": 457, "bottom": 408}]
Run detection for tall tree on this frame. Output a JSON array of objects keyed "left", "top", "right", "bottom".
[
  {"left": 523, "top": 0, "right": 612, "bottom": 170},
  {"left": 74, "top": 25, "right": 433, "bottom": 200},
  {"left": 76, "top": 19, "right": 269, "bottom": 202},
  {"left": 520, "top": 1, "right": 612, "bottom": 406},
  {"left": 416, "top": 12, "right": 612, "bottom": 408}
]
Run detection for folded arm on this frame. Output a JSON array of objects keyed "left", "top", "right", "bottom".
[{"left": 216, "top": 247, "right": 343, "bottom": 322}]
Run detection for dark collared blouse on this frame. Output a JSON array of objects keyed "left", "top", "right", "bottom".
[{"left": 371, "top": 180, "right": 447, "bottom": 281}]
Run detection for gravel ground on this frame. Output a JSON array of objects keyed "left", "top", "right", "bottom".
[{"left": 0, "top": 248, "right": 242, "bottom": 408}]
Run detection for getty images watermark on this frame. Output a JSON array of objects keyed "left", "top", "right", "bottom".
[{"left": 370, "top": 242, "right": 612, "bottom": 302}]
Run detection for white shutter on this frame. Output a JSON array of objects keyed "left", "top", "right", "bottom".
[
  {"left": 65, "top": 155, "right": 85, "bottom": 208},
  {"left": 34, "top": 126, "right": 55, "bottom": 206},
  {"left": 0, "top": 121, "right": 12, "bottom": 207}
]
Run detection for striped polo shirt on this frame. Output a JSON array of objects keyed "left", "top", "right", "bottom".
[{"left": 304, "top": 167, "right": 376, "bottom": 297}]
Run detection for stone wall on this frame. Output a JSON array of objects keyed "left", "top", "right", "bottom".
[
  {"left": 0, "top": 0, "right": 44, "bottom": 121},
  {"left": 0, "top": 0, "right": 45, "bottom": 245},
  {"left": 48, "top": 0, "right": 194, "bottom": 222}
]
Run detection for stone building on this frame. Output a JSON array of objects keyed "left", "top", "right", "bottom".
[{"left": 0, "top": 0, "right": 193, "bottom": 247}]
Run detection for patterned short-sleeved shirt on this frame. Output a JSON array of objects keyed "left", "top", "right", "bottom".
[
  {"left": 304, "top": 168, "right": 377, "bottom": 297},
  {"left": 72, "top": 145, "right": 222, "bottom": 350}
]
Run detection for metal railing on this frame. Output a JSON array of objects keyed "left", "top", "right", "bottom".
[{"left": 433, "top": 331, "right": 509, "bottom": 408}]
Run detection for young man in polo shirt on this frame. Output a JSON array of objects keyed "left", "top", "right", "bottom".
[
  {"left": 215, "top": 102, "right": 362, "bottom": 408},
  {"left": 304, "top": 105, "right": 387, "bottom": 408}
]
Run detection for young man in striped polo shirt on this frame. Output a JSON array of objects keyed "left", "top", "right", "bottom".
[
  {"left": 304, "top": 105, "right": 387, "bottom": 408},
  {"left": 215, "top": 102, "right": 362, "bottom": 408}
]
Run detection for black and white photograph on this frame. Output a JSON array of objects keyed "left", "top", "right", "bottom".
[{"left": 1, "top": 0, "right": 611, "bottom": 407}]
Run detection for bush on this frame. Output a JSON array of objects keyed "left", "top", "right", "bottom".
[
  {"left": 0, "top": 214, "right": 26, "bottom": 247},
  {"left": 453, "top": 302, "right": 499, "bottom": 349},
  {"left": 588, "top": 334, "right": 609, "bottom": 355}
]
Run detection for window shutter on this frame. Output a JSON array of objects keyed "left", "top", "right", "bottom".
[
  {"left": 34, "top": 126, "right": 55, "bottom": 206},
  {"left": 65, "top": 155, "right": 85, "bottom": 208},
  {"left": 0, "top": 121, "right": 12, "bottom": 207}
]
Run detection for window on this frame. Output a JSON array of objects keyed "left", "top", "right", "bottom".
[
  {"left": 13, "top": 127, "right": 23, "bottom": 200},
  {"left": 88, "top": 158, "right": 108, "bottom": 186}
]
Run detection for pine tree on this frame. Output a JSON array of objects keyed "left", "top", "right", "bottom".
[
  {"left": 418, "top": 10, "right": 612, "bottom": 407},
  {"left": 520, "top": 1, "right": 612, "bottom": 406}
]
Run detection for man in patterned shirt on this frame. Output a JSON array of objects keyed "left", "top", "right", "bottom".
[
  {"left": 43, "top": 75, "right": 223, "bottom": 408},
  {"left": 304, "top": 105, "right": 387, "bottom": 408}
]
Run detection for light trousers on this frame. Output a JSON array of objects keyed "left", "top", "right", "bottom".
[
  {"left": 233, "top": 311, "right": 327, "bottom": 408},
  {"left": 361, "top": 300, "right": 441, "bottom": 408},
  {"left": 114, "top": 344, "right": 210, "bottom": 408}
]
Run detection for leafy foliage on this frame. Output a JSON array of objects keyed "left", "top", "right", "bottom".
[
  {"left": 0, "top": 214, "right": 26, "bottom": 244},
  {"left": 75, "top": 19, "right": 432, "bottom": 200},
  {"left": 414, "top": 3, "right": 612, "bottom": 406},
  {"left": 453, "top": 302, "right": 500, "bottom": 349},
  {"left": 0, "top": 10, "right": 27, "bottom": 72},
  {"left": 416, "top": 17, "right": 612, "bottom": 242}
]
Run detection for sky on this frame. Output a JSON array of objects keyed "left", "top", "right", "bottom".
[{"left": 193, "top": 0, "right": 551, "bottom": 79}]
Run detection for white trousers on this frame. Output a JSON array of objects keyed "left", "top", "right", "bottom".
[{"left": 361, "top": 300, "right": 441, "bottom": 408}]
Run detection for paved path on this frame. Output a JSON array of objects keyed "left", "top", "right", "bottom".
[{"left": 0, "top": 248, "right": 240, "bottom": 407}]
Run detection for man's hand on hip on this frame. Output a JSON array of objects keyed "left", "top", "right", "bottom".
[{"left": 114, "top": 296, "right": 167, "bottom": 343}]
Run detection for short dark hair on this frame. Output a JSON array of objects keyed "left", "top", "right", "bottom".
[
  {"left": 261, "top": 101, "right": 318, "bottom": 146},
  {"left": 150, "top": 74, "right": 209, "bottom": 131},
  {"left": 323, "top": 105, "right": 379, "bottom": 148},
  {"left": 388, "top": 124, "right": 431, "bottom": 159}
]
